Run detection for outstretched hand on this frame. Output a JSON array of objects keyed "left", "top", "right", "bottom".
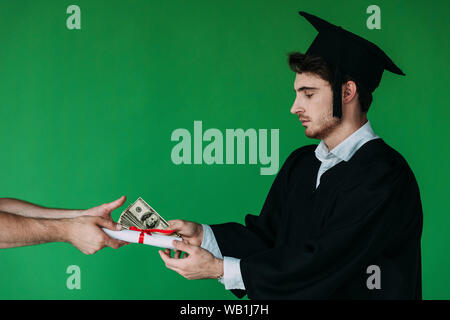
[
  {"left": 84, "top": 195, "right": 127, "bottom": 221},
  {"left": 159, "top": 240, "right": 223, "bottom": 280},
  {"left": 67, "top": 195, "right": 129, "bottom": 254},
  {"left": 65, "top": 216, "right": 128, "bottom": 255},
  {"left": 167, "top": 219, "right": 203, "bottom": 246}
]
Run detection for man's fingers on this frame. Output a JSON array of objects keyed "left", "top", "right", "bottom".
[
  {"left": 168, "top": 219, "right": 184, "bottom": 231},
  {"left": 118, "top": 240, "right": 130, "bottom": 247},
  {"left": 159, "top": 250, "right": 185, "bottom": 269},
  {"left": 172, "top": 240, "right": 193, "bottom": 254},
  {"left": 104, "top": 195, "right": 126, "bottom": 212},
  {"left": 159, "top": 249, "right": 170, "bottom": 262},
  {"left": 96, "top": 217, "right": 122, "bottom": 231},
  {"left": 104, "top": 237, "right": 124, "bottom": 250},
  {"left": 159, "top": 250, "right": 176, "bottom": 267},
  {"left": 174, "top": 250, "right": 182, "bottom": 259}
]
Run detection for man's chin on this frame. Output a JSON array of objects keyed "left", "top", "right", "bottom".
[
  {"left": 304, "top": 128, "right": 320, "bottom": 139},
  {"left": 303, "top": 119, "right": 340, "bottom": 140}
]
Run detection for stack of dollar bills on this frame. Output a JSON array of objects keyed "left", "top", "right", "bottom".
[{"left": 118, "top": 197, "right": 177, "bottom": 236}]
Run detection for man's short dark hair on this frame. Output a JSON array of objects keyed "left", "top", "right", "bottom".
[{"left": 287, "top": 52, "right": 373, "bottom": 113}]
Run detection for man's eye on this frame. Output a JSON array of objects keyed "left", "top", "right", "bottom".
[{"left": 306, "top": 94, "right": 313, "bottom": 98}]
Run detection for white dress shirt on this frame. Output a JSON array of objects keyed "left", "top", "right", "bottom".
[{"left": 201, "top": 121, "right": 380, "bottom": 290}]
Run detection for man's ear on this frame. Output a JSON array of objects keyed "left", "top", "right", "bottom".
[{"left": 342, "top": 80, "right": 357, "bottom": 103}]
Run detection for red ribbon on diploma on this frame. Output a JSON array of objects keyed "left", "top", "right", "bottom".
[{"left": 129, "top": 226, "right": 175, "bottom": 244}]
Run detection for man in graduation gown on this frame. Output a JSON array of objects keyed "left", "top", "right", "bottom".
[{"left": 159, "top": 11, "right": 423, "bottom": 299}]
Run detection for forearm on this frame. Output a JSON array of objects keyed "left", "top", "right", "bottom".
[
  {"left": 0, "top": 211, "right": 68, "bottom": 248},
  {"left": 0, "top": 198, "right": 84, "bottom": 218}
]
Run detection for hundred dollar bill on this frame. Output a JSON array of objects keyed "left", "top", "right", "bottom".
[{"left": 118, "top": 197, "right": 179, "bottom": 236}]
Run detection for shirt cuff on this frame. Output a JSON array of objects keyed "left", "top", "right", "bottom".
[
  {"left": 200, "top": 224, "right": 223, "bottom": 259},
  {"left": 222, "top": 256, "right": 245, "bottom": 290}
]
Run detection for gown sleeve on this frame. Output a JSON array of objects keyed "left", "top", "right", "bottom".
[
  {"left": 209, "top": 146, "right": 312, "bottom": 258},
  {"left": 238, "top": 160, "right": 423, "bottom": 299}
]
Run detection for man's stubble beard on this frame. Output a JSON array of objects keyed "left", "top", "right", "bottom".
[{"left": 305, "top": 112, "right": 341, "bottom": 140}]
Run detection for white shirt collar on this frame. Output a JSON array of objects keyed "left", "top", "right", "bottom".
[{"left": 315, "top": 121, "right": 379, "bottom": 163}]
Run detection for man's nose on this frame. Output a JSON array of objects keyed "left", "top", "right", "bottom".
[{"left": 290, "top": 100, "right": 304, "bottom": 114}]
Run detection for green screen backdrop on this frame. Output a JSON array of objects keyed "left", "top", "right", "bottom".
[{"left": 0, "top": 0, "right": 448, "bottom": 299}]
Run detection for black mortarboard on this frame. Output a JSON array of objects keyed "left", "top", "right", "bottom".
[{"left": 298, "top": 11, "right": 405, "bottom": 118}]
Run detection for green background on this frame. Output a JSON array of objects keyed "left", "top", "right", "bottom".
[{"left": 0, "top": 0, "right": 448, "bottom": 299}]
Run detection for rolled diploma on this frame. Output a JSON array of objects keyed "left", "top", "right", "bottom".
[{"left": 102, "top": 228, "right": 182, "bottom": 250}]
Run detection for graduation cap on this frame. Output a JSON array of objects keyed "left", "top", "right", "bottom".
[{"left": 298, "top": 11, "right": 405, "bottom": 118}]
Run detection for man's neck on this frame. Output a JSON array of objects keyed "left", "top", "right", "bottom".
[{"left": 323, "top": 118, "right": 368, "bottom": 151}]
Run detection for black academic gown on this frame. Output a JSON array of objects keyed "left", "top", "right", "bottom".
[{"left": 210, "top": 138, "right": 423, "bottom": 300}]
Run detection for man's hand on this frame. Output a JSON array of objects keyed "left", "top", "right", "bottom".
[
  {"left": 63, "top": 216, "right": 128, "bottom": 255},
  {"left": 167, "top": 219, "right": 203, "bottom": 246},
  {"left": 159, "top": 240, "right": 223, "bottom": 280},
  {"left": 83, "top": 195, "right": 126, "bottom": 221}
]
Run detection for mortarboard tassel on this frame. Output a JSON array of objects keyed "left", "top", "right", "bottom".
[
  {"left": 333, "top": 43, "right": 342, "bottom": 118},
  {"left": 332, "top": 65, "right": 343, "bottom": 118}
]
